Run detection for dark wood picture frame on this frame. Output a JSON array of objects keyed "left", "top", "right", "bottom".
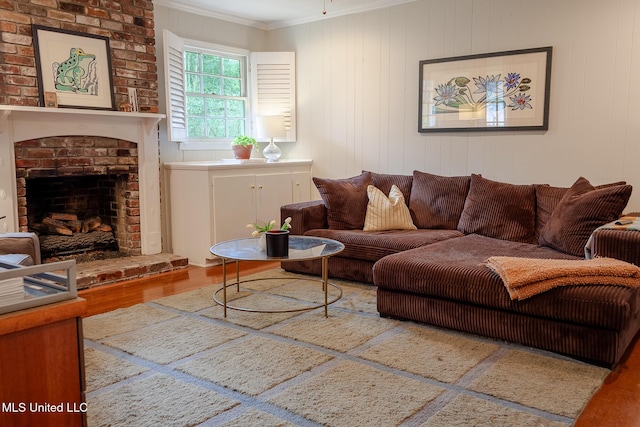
[
  {"left": 419, "top": 46, "right": 552, "bottom": 132},
  {"left": 32, "top": 25, "right": 116, "bottom": 110}
]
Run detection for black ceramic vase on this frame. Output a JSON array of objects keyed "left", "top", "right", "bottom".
[{"left": 266, "top": 230, "right": 289, "bottom": 257}]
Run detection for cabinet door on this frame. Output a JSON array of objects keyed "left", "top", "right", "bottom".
[
  {"left": 292, "top": 171, "right": 311, "bottom": 203},
  {"left": 255, "top": 173, "right": 294, "bottom": 225},
  {"left": 212, "top": 175, "right": 256, "bottom": 243},
  {"left": 166, "top": 169, "right": 213, "bottom": 266}
]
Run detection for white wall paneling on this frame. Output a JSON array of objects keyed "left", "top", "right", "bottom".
[{"left": 155, "top": 0, "right": 640, "bottom": 213}]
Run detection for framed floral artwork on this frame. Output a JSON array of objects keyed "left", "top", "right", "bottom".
[
  {"left": 418, "top": 46, "right": 552, "bottom": 132},
  {"left": 32, "top": 25, "right": 116, "bottom": 110}
]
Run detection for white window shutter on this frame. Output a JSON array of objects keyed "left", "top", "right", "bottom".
[
  {"left": 163, "top": 30, "right": 187, "bottom": 142},
  {"left": 250, "top": 52, "right": 296, "bottom": 142}
]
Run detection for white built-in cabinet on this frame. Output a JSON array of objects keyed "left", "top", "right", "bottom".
[{"left": 164, "top": 160, "right": 312, "bottom": 266}]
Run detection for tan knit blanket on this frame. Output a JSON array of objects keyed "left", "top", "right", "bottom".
[{"left": 485, "top": 256, "right": 640, "bottom": 301}]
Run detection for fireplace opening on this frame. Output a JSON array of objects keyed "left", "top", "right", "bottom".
[{"left": 26, "top": 174, "right": 134, "bottom": 262}]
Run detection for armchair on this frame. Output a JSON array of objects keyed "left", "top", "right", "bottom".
[{"left": 0, "top": 232, "right": 41, "bottom": 266}]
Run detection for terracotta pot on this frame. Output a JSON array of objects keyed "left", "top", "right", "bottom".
[{"left": 232, "top": 145, "right": 252, "bottom": 159}]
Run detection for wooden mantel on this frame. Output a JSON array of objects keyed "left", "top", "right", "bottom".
[{"left": 0, "top": 105, "right": 165, "bottom": 255}]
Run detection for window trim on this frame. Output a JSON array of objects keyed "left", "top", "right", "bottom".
[
  {"left": 183, "top": 42, "right": 250, "bottom": 143},
  {"left": 163, "top": 30, "right": 296, "bottom": 150}
]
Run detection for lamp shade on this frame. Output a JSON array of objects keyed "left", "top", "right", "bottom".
[{"left": 256, "top": 115, "right": 286, "bottom": 140}]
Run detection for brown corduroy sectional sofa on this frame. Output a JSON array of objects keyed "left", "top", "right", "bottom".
[{"left": 281, "top": 171, "right": 640, "bottom": 367}]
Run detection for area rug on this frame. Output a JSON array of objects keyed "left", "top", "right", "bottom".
[{"left": 83, "top": 268, "right": 609, "bottom": 426}]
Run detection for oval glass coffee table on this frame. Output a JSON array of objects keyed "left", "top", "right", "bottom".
[{"left": 210, "top": 236, "right": 345, "bottom": 318}]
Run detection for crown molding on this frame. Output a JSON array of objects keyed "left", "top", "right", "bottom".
[
  {"left": 154, "top": 0, "right": 418, "bottom": 31},
  {"left": 153, "top": 0, "right": 270, "bottom": 30}
]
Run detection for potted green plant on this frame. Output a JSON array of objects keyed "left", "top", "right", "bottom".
[{"left": 231, "top": 135, "right": 257, "bottom": 159}]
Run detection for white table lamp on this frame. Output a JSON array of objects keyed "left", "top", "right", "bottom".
[{"left": 256, "top": 115, "right": 285, "bottom": 162}]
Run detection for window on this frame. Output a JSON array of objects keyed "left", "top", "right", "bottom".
[
  {"left": 163, "top": 30, "right": 296, "bottom": 150},
  {"left": 184, "top": 49, "right": 247, "bottom": 139}
]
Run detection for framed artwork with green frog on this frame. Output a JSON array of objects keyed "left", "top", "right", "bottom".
[{"left": 33, "top": 25, "right": 115, "bottom": 111}]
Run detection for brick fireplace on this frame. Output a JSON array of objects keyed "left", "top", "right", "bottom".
[
  {"left": 0, "top": 106, "right": 164, "bottom": 256},
  {"left": 16, "top": 136, "right": 141, "bottom": 258},
  {"left": 0, "top": 0, "right": 190, "bottom": 284}
]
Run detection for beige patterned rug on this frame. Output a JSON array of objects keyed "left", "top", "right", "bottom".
[{"left": 83, "top": 269, "right": 608, "bottom": 426}]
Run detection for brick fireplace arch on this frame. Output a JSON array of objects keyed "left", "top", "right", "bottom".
[{"left": 15, "top": 136, "right": 141, "bottom": 257}]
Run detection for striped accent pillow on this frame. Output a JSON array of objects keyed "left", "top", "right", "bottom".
[{"left": 363, "top": 185, "right": 417, "bottom": 231}]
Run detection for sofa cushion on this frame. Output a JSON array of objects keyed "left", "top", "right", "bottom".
[
  {"left": 534, "top": 184, "right": 568, "bottom": 238},
  {"left": 366, "top": 171, "right": 413, "bottom": 205},
  {"left": 457, "top": 175, "right": 536, "bottom": 243},
  {"left": 304, "top": 228, "right": 462, "bottom": 262},
  {"left": 373, "top": 234, "right": 639, "bottom": 331},
  {"left": 535, "top": 180, "right": 627, "bottom": 239},
  {"left": 313, "top": 172, "right": 372, "bottom": 230},
  {"left": 409, "top": 171, "right": 470, "bottom": 229},
  {"left": 539, "top": 177, "right": 632, "bottom": 256},
  {"left": 363, "top": 185, "right": 416, "bottom": 231}
]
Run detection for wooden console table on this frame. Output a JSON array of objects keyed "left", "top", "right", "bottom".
[{"left": 0, "top": 297, "right": 87, "bottom": 427}]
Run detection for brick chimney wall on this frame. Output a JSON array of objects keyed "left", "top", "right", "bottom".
[
  {"left": 0, "top": 0, "right": 158, "bottom": 111},
  {"left": 0, "top": 1, "right": 159, "bottom": 255}
]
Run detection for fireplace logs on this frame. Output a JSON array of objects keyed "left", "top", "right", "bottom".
[
  {"left": 30, "top": 213, "right": 118, "bottom": 260},
  {"left": 40, "top": 217, "right": 73, "bottom": 236},
  {"left": 31, "top": 214, "right": 112, "bottom": 236}
]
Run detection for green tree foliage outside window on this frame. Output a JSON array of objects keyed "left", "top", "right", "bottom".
[{"left": 184, "top": 50, "right": 246, "bottom": 139}]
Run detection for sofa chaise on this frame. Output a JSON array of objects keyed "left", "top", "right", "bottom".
[{"left": 281, "top": 171, "right": 640, "bottom": 367}]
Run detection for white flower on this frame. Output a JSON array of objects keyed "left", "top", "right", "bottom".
[
  {"left": 251, "top": 230, "right": 260, "bottom": 237},
  {"left": 282, "top": 217, "right": 292, "bottom": 230}
]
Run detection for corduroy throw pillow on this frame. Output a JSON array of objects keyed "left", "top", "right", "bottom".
[
  {"left": 539, "top": 177, "right": 632, "bottom": 256},
  {"left": 457, "top": 174, "right": 536, "bottom": 243},
  {"left": 364, "top": 171, "right": 413, "bottom": 207},
  {"left": 534, "top": 180, "right": 627, "bottom": 238},
  {"left": 313, "top": 172, "right": 373, "bottom": 229},
  {"left": 409, "top": 171, "right": 470, "bottom": 229}
]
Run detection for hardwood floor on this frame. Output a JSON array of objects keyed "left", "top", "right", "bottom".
[
  {"left": 574, "top": 338, "right": 640, "bottom": 426},
  {"left": 78, "top": 261, "right": 279, "bottom": 317},
  {"left": 78, "top": 262, "right": 640, "bottom": 426}
]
